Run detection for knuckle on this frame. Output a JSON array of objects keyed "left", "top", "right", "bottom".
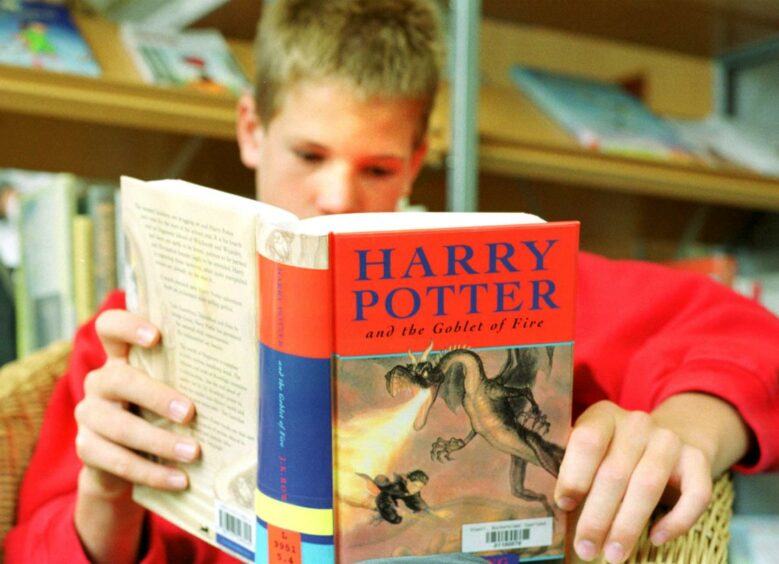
[
  {"left": 597, "top": 462, "right": 629, "bottom": 488},
  {"left": 110, "top": 456, "right": 132, "bottom": 480},
  {"left": 83, "top": 369, "right": 101, "bottom": 396},
  {"left": 571, "top": 425, "right": 609, "bottom": 453},
  {"left": 73, "top": 400, "right": 89, "bottom": 424},
  {"left": 625, "top": 410, "right": 652, "bottom": 433},
  {"left": 632, "top": 472, "right": 667, "bottom": 495},
  {"left": 74, "top": 429, "right": 90, "bottom": 460},
  {"left": 652, "top": 427, "right": 682, "bottom": 452},
  {"left": 577, "top": 519, "right": 610, "bottom": 542}
]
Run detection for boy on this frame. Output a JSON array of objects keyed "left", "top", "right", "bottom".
[{"left": 6, "top": 1, "right": 779, "bottom": 563}]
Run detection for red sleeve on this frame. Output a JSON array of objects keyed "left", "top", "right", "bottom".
[
  {"left": 4, "top": 291, "right": 235, "bottom": 563},
  {"left": 574, "top": 252, "right": 779, "bottom": 473}
]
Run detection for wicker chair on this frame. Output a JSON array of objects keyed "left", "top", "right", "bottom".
[
  {"left": 0, "top": 340, "right": 71, "bottom": 561},
  {"left": 0, "top": 340, "right": 734, "bottom": 562}
]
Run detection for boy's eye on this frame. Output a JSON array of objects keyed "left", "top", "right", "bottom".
[
  {"left": 364, "top": 166, "right": 395, "bottom": 178},
  {"left": 294, "top": 150, "right": 324, "bottom": 164}
]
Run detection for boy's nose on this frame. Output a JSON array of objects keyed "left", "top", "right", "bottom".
[{"left": 315, "top": 165, "right": 358, "bottom": 214}]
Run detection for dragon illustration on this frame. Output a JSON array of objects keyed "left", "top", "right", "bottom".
[{"left": 385, "top": 344, "right": 565, "bottom": 517}]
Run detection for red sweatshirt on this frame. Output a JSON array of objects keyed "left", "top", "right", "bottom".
[{"left": 6, "top": 252, "right": 779, "bottom": 562}]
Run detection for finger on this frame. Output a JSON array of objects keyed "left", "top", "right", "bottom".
[
  {"left": 602, "top": 428, "right": 681, "bottom": 563},
  {"left": 75, "top": 396, "right": 200, "bottom": 464},
  {"left": 649, "top": 446, "right": 712, "bottom": 546},
  {"left": 95, "top": 309, "right": 160, "bottom": 360},
  {"left": 76, "top": 425, "right": 189, "bottom": 490},
  {"left": 574, "top": 411, "right": 653, "bottom": 562},
  {"left": 84, "top": 363, "right": 195, "bottom": 424},
  {"left": 555, "top": 401, "right": 616, "bottom": 510}
]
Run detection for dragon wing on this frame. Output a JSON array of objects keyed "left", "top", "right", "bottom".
[
  {"left": 440, "top": 360, "right": 466, "bottom": 412},
  {"left": 495, "top": 346, "right": 554, "bottom": 389}
]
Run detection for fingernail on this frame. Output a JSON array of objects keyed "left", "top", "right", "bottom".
[
  {"left": 175, "top": 441, "right": 198, "bottom": 461},
  {"left": 651, "top": 530, "right": 669, "bottom": 546},
  {"left": 169, "top": 399, "right": 191, "bottom": 422},
  {"left": 556, "top": 496, "right": 576, "bottom": 511},
  {"left": 575, "top": 539, "right": 597, "bottom": 561},
  {"left": 605, "top": 542, "right": 625, "bottom": 563},
  {"left": 136, "top": 326, "right": 156, "bottom": 345},
  {"left": 166, "top": 472, "right": 187, "bottom": 489}
]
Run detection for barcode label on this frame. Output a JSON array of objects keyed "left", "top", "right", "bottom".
[
  {"left": 215, "top": 501, "right": 254, "bottom": 552},
  {"left": 462, "top": 517, "right": 553, "bottom": 552}
]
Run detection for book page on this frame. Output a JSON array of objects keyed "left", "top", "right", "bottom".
[{"left": 122, "top": 177, "right": 267, "bottom": 561}]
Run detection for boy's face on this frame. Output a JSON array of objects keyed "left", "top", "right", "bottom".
[{"left": 237, "top": 79, "right": 428, "bottom": 218}]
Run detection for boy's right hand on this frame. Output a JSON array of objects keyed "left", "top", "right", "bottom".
[{"left": 73, "top": 309, "right": 200, "bottom": 564}]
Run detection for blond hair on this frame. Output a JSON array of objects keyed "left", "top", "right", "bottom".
[{"left": 254, "top": 0, "right": 444, "bottom": 145}]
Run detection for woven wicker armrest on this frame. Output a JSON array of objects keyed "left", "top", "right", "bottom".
[
  {"left": 0, "top": 340, "right": 72, "bottom": 551},
  {"left": 569, "top": 472, "right": 734, "bottom": 563}
]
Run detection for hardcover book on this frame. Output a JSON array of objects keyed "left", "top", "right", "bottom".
[
  {"left": 120, "top": 25, "right": 249, "bottom": 96},
  {"left": 510, "top": 64, "right": 696, "bottom": 163},
  {"left": 0, "top": 1, "right": 101, "bottom": 77},
  {"left": 121, "top": 177, "right": 579, "bottom": 563}
]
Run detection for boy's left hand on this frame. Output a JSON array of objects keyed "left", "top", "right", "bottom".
[{"left": 555, "top": 399, "right": 715, "bottom": 563}]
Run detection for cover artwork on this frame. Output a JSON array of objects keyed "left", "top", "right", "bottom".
[
  {"left": 334, "top": 344, "right": 571, "bottom": 562},
  {"left": 0, "top": 1, "right": 101, "bottom": 76}
]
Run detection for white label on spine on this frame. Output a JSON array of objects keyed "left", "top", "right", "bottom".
[
  {"left": 215, "top": 501, "right": 254, "bottom": 551},
  {"left": 461, "top": 516, "right": 553, "bottom": 552}
]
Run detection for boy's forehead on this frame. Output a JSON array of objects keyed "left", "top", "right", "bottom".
[{"left": 271, "top": 79, "right": 425, "bottom": 149}]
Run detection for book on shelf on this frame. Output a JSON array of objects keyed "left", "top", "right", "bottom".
[
  {"left": 668, "top": 114, "right": 779, "bottom": 177},
  {"left": 15, "top": 172, "right": 79, "bottom": 358},
  {"left": 81, "top": 0, "right": 229, "bottom": 31},
  {"left": 510, "top": 65, "right": 697, "bottom": 163},
  {"left": 0, "top": 1, "right": 101, "bottom": 77},
  {"left": 122, "top": 176, "right": 579, "bottom": 563},
  {"left": 120, "top": 24, "right": 249, "bottom": 96}
]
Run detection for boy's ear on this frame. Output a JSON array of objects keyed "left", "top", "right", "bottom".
[
  {"left": 409, "top": 140, "right": 429, "bottom": 183},
  {"left": 236, "top": 93, "right": 263, "bottom": 169}
]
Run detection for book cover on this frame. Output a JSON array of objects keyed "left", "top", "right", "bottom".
[
  {"left": 256, "top": 213, "right": 579, "bottom": 563},
  {"left": 510, "top": 65, "right": 696, "bottom": 163},
  {"left": 120, "top": 25, "right": 249, "bottom": 96},
  {"left": 0, "top": 1, "right": 101, "bottom": 77}
]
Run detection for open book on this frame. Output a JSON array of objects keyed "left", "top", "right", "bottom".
[{"left": 122, "top": 177, "right": 579, "bottom": 563}]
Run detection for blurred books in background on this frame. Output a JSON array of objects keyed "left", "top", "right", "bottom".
[{"left": 0, "top": 169, "right": 120, "bottom": 365}]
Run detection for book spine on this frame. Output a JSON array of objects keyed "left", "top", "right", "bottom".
[
  {"left": 72, "top": 214, "right": 95, "bottom": 323},
  {"left": 255, "top": 241, "right": 335, "bottom": 564}
]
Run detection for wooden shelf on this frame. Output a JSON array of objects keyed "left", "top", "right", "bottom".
[
  {"left": 0, "top": 15, "right": 250, "bottom": 140},
  {"left": 464, "top": 84, "right": 779, "bottom": 212},
  {"left": 481, "top": 0, "right": 779, "bottom": 57}
]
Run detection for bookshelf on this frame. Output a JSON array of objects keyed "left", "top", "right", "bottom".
[{"left": 0, "top": 5, "right": 777, "bottom": 215}]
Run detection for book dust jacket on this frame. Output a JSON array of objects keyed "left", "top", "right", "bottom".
[{"left": 257, "top": 220, "right": 578, "bottom": 563}]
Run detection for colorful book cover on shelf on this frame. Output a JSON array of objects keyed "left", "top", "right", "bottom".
[
  {"left": 0, "top": 1, "right": 101, "bottom": 76},
  {"left": 256, "top": 215, "right": 579, "bottom": 563},
  {"left": 510, "top": 64, "right": 697, "bottom": 163},
  {"left": 120, "top": 25, "right": 249, "bottom": 96}
]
